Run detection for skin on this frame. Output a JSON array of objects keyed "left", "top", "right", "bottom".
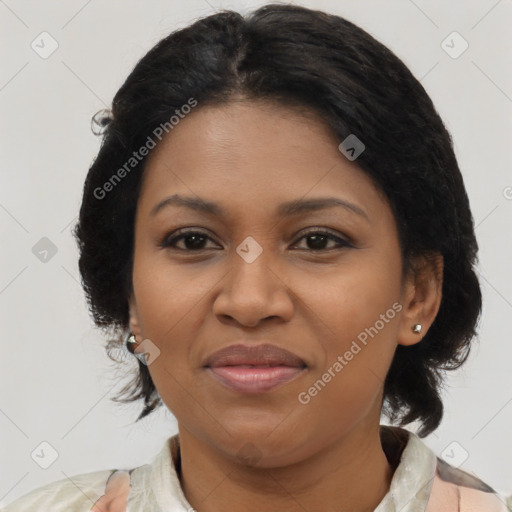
[{"left": 128, "top": 98, "right": 443, "bottom": 512}]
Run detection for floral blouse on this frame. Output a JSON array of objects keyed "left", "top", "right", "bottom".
[{"left": 2, "top": 426, "right": 510, "bottom": 511}]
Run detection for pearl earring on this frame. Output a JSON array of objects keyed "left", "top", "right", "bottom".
[
  {"left": 126, "top": 332, "right": 138, "bottom": 347},
  {"left": 412, "top": 324, "right": 422, "bottom": 334},
  {"left": 125, "top": 332, "right": 149, "bottom": 364}
]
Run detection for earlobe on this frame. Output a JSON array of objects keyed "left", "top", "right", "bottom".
[
  {"left": 397, "top": 253, "right": 443, "bottom": 347},
  {"left": 128, "top": 294, "right": 143, "bottom": 341}
]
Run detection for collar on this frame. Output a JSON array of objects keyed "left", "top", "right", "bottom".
[{"left": 376, "top": 426, "right": 438, "bottom": 511}]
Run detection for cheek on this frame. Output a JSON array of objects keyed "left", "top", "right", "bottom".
[
  {"left": 306, "top": 251, "right": 402, "bottom": 338},
  {"left": 131, "top": 249, "right": 214, "bottom": 337},
  {"left": 130, "top": 254, "right": 218, "bottom": 407},
  {"left": 297, "top": 251, "right": 402, "bottom": 402}
]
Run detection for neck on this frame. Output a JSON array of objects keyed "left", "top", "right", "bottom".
[{"left": 177, "top": 424, "right": 395, "bottom": 512}]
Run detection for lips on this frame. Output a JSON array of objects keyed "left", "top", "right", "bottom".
[
  {"left": 204, "top": 343, "right": 307, "bottom": 394},
  {"left": 204, "top": 343, "right": 306, "bottom": 368}
]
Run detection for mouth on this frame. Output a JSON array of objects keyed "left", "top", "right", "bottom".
[{"left": 204, "top": 343, "right": 307, "bottom": 394}]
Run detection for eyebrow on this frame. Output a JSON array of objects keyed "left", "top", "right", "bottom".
[{"left": 150, "top": 194, "right": 369, "bottom": 221}]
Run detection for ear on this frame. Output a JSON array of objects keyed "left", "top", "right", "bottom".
[
  {"left": 128, "top": 294, "right": 143, "bottom": 342},
  {"left": 397, "top": 252, "right": 443, "bottom": 347}
]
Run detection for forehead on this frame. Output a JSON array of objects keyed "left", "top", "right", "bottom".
[
  {"left": 146, "top": 99, "right": 341, "bottom": 170},
  {"left": 137, "top": 100, "right": 386, "bottom": 221}
]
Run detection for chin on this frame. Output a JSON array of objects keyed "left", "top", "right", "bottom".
[{"left": 210, "top": 424, "right": 311, "bottom": 468}]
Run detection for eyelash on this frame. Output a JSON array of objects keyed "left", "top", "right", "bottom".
[{"left": 158, "top": 228, "right": 353, "bottom": 252}]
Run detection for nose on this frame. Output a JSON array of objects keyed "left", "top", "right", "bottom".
[{"left": 212, "top": 246, "right": 294, "bottom": 328}]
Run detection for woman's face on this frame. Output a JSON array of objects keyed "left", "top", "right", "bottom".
[{"left": 129, "top": 99, "right": 427, "bottom": 467}]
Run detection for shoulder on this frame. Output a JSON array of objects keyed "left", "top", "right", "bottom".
[
  {"left": 0, "top": 468, "right": 132, "bottom": 512},
  {"left": 427, "top": 457, "right": 512, "bottom": 512},
  {"left": 380, "top": 426, "right": 511, "bottom": 512},
  {"left": 0, "top": 435, "right": 181, "bottom": 512}
]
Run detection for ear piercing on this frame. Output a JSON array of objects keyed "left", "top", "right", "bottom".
[
  {"left": 126, "top": 333, "right": 138, "bottom": 347},
  {"left": 126, "top": 332, "right": 149, "bottom": 364},
  {"left": 412, "top": 324, "right": 422, "bottom": 334}
]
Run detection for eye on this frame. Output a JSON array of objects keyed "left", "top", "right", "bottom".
[
  {"left": 292, "top": 229, "right": 353, "bottom": 251},
  {"left": 159, "top": 229, "right": 220, "bottom": 251},
  {"left": 159, "top": 228, "right": 353, "bottom": 252}
]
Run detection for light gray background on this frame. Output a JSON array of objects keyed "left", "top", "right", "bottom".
[{"left": 1, "top": 0, "right": 511, "bottom": 505}]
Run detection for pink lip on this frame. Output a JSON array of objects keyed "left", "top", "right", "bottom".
[
  {"left": 207, "top": 366, "right": 306, "bottom": 393},
  {"left": 204, "top": 343, "right": 307, "bottom": 393},
  {"left": 204, "top": 343, "right": 306, "bottom": 368}
]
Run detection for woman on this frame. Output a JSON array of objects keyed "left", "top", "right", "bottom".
[{"left": 3, "top": 4, "right": 510, "bottom": 511}]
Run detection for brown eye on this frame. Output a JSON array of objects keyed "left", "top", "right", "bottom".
[
  {"left": 293, "top": 230, "right": 353, "bottom": 251},
  {"left": 160, "top": 230, "right": 219, "bottom": 251}
]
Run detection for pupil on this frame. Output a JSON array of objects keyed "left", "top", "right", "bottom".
[
  {"left": 308, "top": 235, "right": 326, "bottom": 250},
  {"left": 186, "top": 235, "right": 205, "bottom": 249}
]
